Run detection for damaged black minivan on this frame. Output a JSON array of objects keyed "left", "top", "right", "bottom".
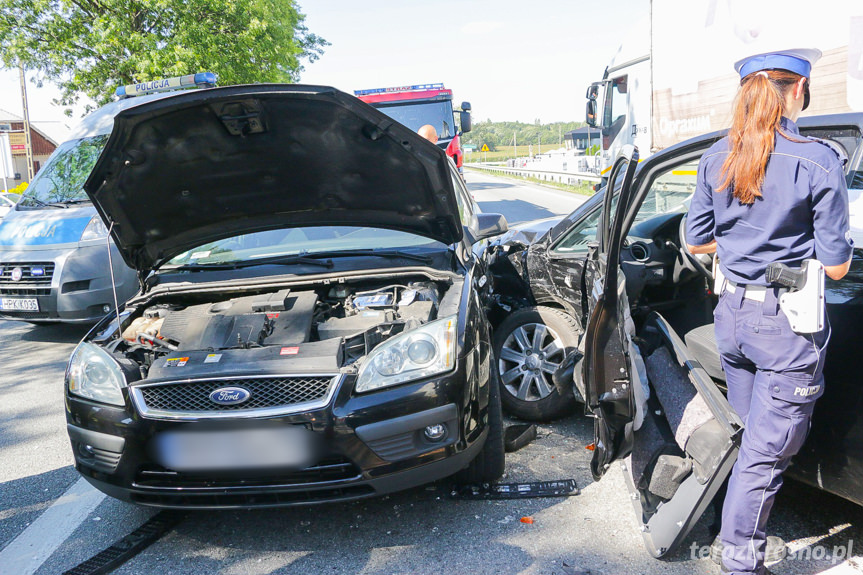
[{"left": 64, "top": 85, "right": 508, "bottom": 508}]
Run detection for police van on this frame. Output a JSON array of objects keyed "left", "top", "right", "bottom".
[{"left": 0, "top": 73, "right": 216, "bottom": 323}]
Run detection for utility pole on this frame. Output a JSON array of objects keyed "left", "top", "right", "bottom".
[
  {"left": 19, "top": 65, "right": 35, "bottom": 182},
  {"left": 514, "top": 132, "right": 517, "bottom": 160}
]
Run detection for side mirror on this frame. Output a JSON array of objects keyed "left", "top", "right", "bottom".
[
  {"left": 460, "top": 110, "right": 472, "bottom": 134},
  {"left": 472, "top": 213, "right": 508, "bottom": 242},
  {"left": 585, "top": 99, "right": 597, "bottom": 127},
  {"left": 585, "top": 83, "right": 599, "bottom": 100},
  {"left": 461, "top": 101, "right": 471, "bottom": 112}
]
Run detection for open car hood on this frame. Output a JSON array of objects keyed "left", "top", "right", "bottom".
[{"left": 84, "top": 84, "right": 463, "bottom": 272}]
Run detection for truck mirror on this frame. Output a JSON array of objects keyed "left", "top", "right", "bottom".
[
  {"left": 586, "top": 100, "right": 597, "bottom": 127},
  {"left": 586, "top": 83, "right": 599, "bottom": 100},
  {"left": 460, "top": 111, "right": 472, "bottom": 134},
  {"left": 461, "top": 101, "right": 471, "bottom": 112}
]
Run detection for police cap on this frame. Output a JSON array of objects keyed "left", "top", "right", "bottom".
[{"left": 734, "top": 48, "right": 822, "bottom": 79}]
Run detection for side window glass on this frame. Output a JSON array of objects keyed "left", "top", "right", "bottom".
[
  {"left": 631, "top": 159, "right": 699, "bottom": 227},
  {"left": 552, "top": 205, "right": 604, "bottom": 253},
  {"left": 602, "top": 75, "right": 628, "bottom": 143},
  {"left": 451, "top": 171, "right": 478, "bottom": 229}
]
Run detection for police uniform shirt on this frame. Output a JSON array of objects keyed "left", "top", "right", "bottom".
[{"left": 687, "top": 117, "right": 854, "bottom": 285}]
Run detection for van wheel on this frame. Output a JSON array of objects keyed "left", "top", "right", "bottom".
[
  {"left": 456, "top": 361, "right": 505, "bottom": 483},
  {"left": 494, "top": 306, "right": 580, "bottom": 421}
]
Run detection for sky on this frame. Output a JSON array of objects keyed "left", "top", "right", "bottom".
[{"left": 0, "top": 0, "right": 648, "bottom": 142}]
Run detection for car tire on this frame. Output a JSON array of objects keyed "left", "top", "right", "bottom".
[
  {"left": 456, "top": 361, "right": 505, "bottom": 484},
  {"left": 494, "top": 306, "right": 580, "bottom": 421}
]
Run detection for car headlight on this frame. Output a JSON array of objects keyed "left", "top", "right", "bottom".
[
  {"left": 80, "top": 216, "right": 108, "bottom": 241},
  {"left": 67, "top": 342, "right": 126, "bottom": 406},
  {"left": 355, "top": 315, "right": 457, "bottom": 393}
]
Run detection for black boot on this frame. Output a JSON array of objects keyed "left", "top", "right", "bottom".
[{"left": 710, "top": 535, "right": 787, "bottom": 565}]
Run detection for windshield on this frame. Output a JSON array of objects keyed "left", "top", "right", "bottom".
[
  {"left": 374, "top": 100, "right": 455, "bottom": 139},
  {"left": 166, "top": 226, "right": 447, "bottom": 267},
  {"left": 17, "top": 135, "right": 108, "bottom": 208}
]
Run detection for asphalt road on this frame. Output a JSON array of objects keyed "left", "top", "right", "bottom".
[{"left": 1, "top": 171, "right": 862, "bottom": 575}]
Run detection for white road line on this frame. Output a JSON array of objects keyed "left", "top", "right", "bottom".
[{"left": 0, "top": 477, "right": 105, "bottom": 575}]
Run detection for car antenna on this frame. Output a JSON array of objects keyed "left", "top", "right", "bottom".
[{"left": 106, "top": 221, "right": 123, "bottom": 336}]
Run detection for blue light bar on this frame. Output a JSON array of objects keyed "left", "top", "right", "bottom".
[
  {"left": 31, "top": 266, "right": 44, "bottom": 276},
  {"left": 354, "top": 83, "right": 446, "bottom": 96},
  {"left": 115, "top": 72, "right": 217, "bottom": 98}
]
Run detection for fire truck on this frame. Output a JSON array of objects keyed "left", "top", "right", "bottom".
[{"left": 355, "top": 83, "right": 472, "bottom": 173}]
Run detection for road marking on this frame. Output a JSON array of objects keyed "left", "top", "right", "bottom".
[{"left": 0, "top": 477, "right": 105, "bottom": 575}]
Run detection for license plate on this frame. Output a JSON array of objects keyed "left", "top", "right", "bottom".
[
  {"left": 0, "top": 298, "right": 39, "bottom": 312},
  {"left": 151, "top": 426, "right": 319, "bottom": 472}
]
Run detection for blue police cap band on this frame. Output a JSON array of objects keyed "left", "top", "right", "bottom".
[{"left": 739, "top": 54, "right": 811, "bottom": 78}]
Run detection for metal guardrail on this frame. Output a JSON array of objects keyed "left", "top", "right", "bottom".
[{"left": 466, "top": 163, "right": 601, "bottom": 185}]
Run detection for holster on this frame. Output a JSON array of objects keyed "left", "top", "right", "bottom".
[{"left": 778, "top": 259, "right": 825, "bottom": 334}]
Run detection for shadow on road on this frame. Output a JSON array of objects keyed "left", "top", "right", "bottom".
[
  {"left": 0, "top": 466, "right": 79, "bottom": 550},
  {"left": 18, "top": 322, "right": 90, "bottom": 344}
]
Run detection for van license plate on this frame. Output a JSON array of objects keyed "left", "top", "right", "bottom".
[{"left": 0, "top": 298, "right": 39, "bottom": 311}]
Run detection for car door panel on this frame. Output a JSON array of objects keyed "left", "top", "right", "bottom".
[
  {"left": 583, "top": 148, "right": 639, "bottom": 479},
  {"left": 582, "top": 145, "right": 744, "bottom": 557},
  {"left": 626, "top": 312, "right": 742, "bottom": 557}
]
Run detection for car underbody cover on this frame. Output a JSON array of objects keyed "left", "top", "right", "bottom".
[{"left": 83, "top": 84, "right": 464, "bottom": 272}]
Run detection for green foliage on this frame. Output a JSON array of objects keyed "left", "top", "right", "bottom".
[
  {"left": 463, "top": 120, "right": 586, "bottom": 153},
  {"left": 0, "top": 0, "right": 328, "bottom": 112},
  {"left": 585, "top": 144, "right": 600, "bottom": 156}
]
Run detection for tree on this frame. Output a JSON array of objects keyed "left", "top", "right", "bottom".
[{"left": 0, "top": 0, "right": 327, "bottom": 112}]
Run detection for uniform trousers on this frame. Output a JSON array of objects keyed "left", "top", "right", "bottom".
[{"left": 713, "top": 285, "right": 828, "bottom": 575}]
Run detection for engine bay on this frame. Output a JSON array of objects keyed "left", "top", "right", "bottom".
[{"left": 108, "top": 278, "right": 451, "bottom": 381}]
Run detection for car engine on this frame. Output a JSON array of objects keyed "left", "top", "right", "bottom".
[{"left": 112, "top": 280, "right": 447, "bottom": 380}]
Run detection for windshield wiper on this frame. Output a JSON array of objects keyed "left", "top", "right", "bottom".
[
  {"left": 46, "top": 199, "right": 91, "bottom": 207},
  {"left": 21, "top": 197, "right": 65, "bottom": 209},
  {"left": 166, "top": 254, "right": 335, "bottom": 271},
  {"left": 304, "top": 249, "right": 434, "bottom": 265}
]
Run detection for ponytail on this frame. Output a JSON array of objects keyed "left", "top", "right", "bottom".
[{"left": 718, "top": 70, "right": 805, "bottom": 204}]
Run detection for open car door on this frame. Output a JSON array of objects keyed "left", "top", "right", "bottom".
[{"left": 581, "top": 145, "right": 744, "bottom": 557}]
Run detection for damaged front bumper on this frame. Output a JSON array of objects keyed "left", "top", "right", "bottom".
[{"left": 66, "top": 357, "right": 488, "bottom": 509}]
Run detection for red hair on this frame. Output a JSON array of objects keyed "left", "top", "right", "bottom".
[{"left": 718, "top": 69, "right": 807, "bottom": 204}]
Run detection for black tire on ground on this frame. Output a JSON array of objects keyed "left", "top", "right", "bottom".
[
  {"left": 456, "top": 361, "right": 505, "bottom": 484},
  {"left": 493, "top": 306, "right": 581, "bottom": 421}
]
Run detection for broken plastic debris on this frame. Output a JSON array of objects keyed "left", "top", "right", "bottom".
[
  {"left": 561, "top": 562, "right": 596, "bottom": 575},
  {"left": 504, "top": 424, "right": 537, "bottom": 452},
  {"left": 585, "top": 443, "right": 596, "bottom": 451},
  {"left": 520, "top": 516, "right": 534, "bottom": 524}
]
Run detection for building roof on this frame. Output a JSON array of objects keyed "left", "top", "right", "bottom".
[
  {"left": 565, "top": 126, "right": 601, "bottom": 138},
  {"left": 0, "top": 108, "right": 65, "bottom": 146}
]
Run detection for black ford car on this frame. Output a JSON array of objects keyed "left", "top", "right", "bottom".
[
  {"left": 489, "top": 114, "right": 863, "bottom": 555},
  {"left": 64, "top": 84, "right": 508, "bottom": 508}
]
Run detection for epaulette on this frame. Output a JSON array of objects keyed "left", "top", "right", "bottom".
[{"left": 808, "top": 136, "right": 849, "bottom": 167}]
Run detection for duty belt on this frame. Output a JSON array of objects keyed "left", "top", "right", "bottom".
[{"left": 722, "top": 280, "right": 786, "bottom": 302}]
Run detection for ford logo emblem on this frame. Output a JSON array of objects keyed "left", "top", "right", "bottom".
[{"left": 209, "top": 387, "right": 251, "bottom": 406}]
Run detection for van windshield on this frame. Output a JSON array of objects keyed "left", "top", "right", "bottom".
[{"left": 17, "top": 135, "right": 108, "bottom": 208}]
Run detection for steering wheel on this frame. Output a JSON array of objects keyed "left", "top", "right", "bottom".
[{"left": 678, "top": 214, "right": 714, "bottom": 284}]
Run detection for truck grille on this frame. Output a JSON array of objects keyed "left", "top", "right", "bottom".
[
  {"left": 134, "top": 375, "right": 338, "bottom": 419},
  {"left": 0, "top": 262, "right": 55, "bottom": 286}
]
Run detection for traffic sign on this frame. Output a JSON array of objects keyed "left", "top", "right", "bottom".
[{"left": 480, "top": 144, "right": 489, "bottom": 152}]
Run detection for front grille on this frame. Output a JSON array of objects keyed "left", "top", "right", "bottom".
[
  {"left": 0, "top": 262, "right": 55, "bottom": 286},
  {"left": 0, "top": 287, "right": 51, "bottom": 296},
  {"left": 0, "top": 311, "right": 51, "bottom": 319},
  {"left": 134, "top": 456, "right": 361, "bottom": 489},
  {"left": 138, "top": 376, "right": 336, "bottom": 414}
]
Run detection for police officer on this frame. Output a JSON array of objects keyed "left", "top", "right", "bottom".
[{"left": 686, "top": 48, "right": 853, "bottom": 574}]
